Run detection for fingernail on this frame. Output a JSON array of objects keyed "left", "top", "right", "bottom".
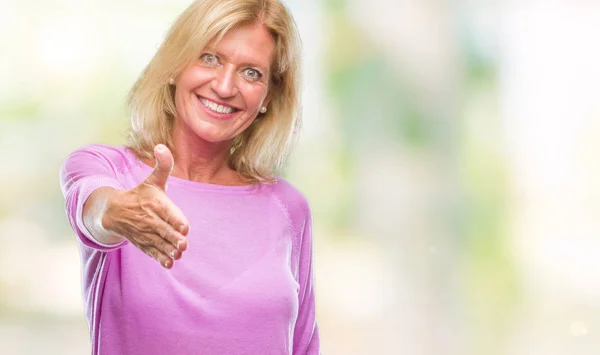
[
  {"left": 179, "top": 225, "right": 185, "bottom": 234},
  {"left": 169, "top": 250, "right": 175, "bottom": 259},
  {"left": 164, "top": 261, "right": 169, "bottom": 268}
]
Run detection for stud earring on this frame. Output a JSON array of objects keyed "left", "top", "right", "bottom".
[
  {"left": 260, "top": 106, "right": 267, "bottom": 114},
  {"left": 168, "top": 78, "right": 175, "bottom": 85}
]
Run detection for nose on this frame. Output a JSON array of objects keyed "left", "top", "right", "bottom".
[{"left": 210, "top": 65, "right": 238, "bottom": 98}]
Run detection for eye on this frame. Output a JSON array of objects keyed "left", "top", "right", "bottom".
[
  {"left": 200, "top": 53, "right": 219, "bottom": 65},
  {"left": 243, "top": 68, "right": 262, "bottom": 81}
]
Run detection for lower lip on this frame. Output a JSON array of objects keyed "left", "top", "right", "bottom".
[{"left": 197, "top": 96, "right": 238, "bottom": 120}]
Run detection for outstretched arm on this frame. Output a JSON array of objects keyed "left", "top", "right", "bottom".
[{"left": 60, "top": 144, "right": 190, "bottom": 268}]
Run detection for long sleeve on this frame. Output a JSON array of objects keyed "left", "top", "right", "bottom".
[
  {"left": 292, "top": 207, "right": 320, "bottom": 354},
  {"left": 59, "top": 144, "right": 128, "bottom": 251}
]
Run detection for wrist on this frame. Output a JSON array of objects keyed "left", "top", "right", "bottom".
[
  {"left": 84, "top": 187, "right": 125, "bottom": 244},
  {"left": 100, "top": 188, "right": 121, "bottom": 233}
]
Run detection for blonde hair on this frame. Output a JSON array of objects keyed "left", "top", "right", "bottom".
[{"left": 126, "top": 0, "right": 302, "bottom": 183}]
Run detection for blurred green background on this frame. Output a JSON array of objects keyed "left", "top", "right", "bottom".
[{"left": 2, "top": 0, "right": 600, "bottom": 354}]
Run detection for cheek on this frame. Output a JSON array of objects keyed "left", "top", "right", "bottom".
[
  {"left": 173, "top": 91, "right": 190, "bottom": 118},
  {"left": 241, "top": 83, "right": 269, "bottom": 106},
  {"left": 176, "top": 67, "right": 213, "bottom": 96},
  {"left": 247, "top": 98, "right": 265, "bottom": 115}
]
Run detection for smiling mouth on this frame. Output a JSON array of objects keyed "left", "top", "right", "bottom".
[{"left": 197, "top": 96, "right": 239, "bottom": 114}]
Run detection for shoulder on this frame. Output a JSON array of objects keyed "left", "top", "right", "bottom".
[
  {"left": 64, "top": 144, "right": 136, "bottom": 168},
  {"left": 60, "top": 143, "right": 140, "bottom": 182},
  {"left": 264, "top": 177, "right": 312, "bottom": 222},
  {"left": 265, "top": 178, "right": 314, "bottom": 257},
  {"left": 70, "top": 143, "right": 131, "bottom": 160}
]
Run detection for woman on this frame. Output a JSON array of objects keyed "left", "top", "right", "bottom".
[{"left": 59, "top": 0, "right": 319, "bottom": 354}]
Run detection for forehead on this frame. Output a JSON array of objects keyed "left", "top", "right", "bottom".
[{"left": 207, "top": 23, "right": 275, "bottom": 70}]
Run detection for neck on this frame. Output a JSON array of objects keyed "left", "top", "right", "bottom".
[{"left": 169, "top": 121, "right": 243, "bottom": 185}]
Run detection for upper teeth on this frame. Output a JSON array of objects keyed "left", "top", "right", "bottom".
[{"left": 199, "top": 98, "right": 235, "bottom": 114}]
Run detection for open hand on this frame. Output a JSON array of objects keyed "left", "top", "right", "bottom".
[{"left": 102, "top": 144, "right": 190, "bottom": 269}]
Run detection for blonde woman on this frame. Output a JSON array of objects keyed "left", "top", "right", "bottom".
[{"left": 59, "top": 0, "right": 319, "bottom": 354}]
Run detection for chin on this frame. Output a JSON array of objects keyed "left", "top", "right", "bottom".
[
  {"left": 196, "top": 117, "right": 255, "bottom": 142},
  {"left": 191, "top": 124, "right": 234, "bottom": 143}
]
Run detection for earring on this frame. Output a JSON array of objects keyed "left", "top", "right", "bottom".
[
  {"left": 168, "top": 78, "right": 175, "bottom": 85},
  {"left": 260, "top": 106, "right": 267, "bottom": 114}
]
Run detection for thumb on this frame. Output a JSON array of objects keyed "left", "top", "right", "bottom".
[{"left": 146, "top": 144, "right": 174, "bottom": 191}]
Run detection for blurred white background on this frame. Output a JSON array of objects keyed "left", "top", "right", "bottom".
[{"left": 1, "top": 0, "right": 600, "bottom": 354}]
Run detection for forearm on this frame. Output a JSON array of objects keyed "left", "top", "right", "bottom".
[{"left": 82, "top": 187, "right": 126, "bottom": 245}]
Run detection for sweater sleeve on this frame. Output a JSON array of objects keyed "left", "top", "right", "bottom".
[
  {"left": 59, "top": 144, "right": 129, "bottom": 251},
  {"left": 292, "top": 202, "right": 320, "bottom": 354}
]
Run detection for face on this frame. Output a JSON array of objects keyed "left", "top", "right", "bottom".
[{"left": 172, "top": 23, "right": 275, "bottom": 144}]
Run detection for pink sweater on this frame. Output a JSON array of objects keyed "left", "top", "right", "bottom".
[{"left": 60, "top": 144, "right": 319, "bottom": 355}]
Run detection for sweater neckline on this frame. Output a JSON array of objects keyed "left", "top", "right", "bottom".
[{"left": 125, "top": 147, "right": 267, "bottom": 194}]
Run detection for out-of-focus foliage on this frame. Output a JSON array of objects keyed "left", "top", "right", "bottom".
[{"left": 2, "top": 1, "right": 600, "bottom": 354}]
